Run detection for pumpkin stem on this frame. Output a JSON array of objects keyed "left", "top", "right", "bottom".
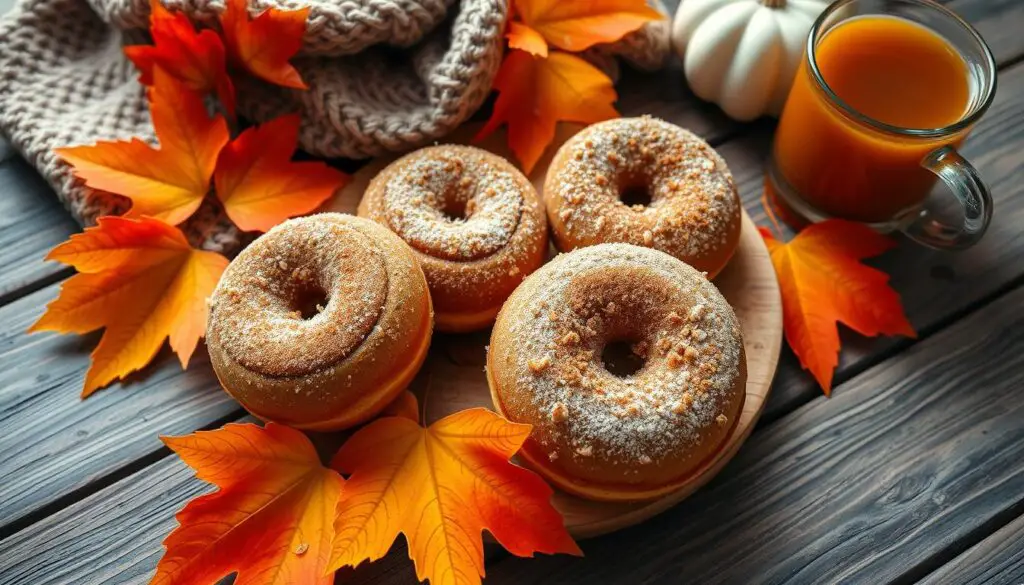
[{"left": 761, "top": 0, "right": 786, "bottom": 7}]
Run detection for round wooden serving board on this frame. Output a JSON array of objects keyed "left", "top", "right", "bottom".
[{"left": 324, "top": 123, "right": 783, "bottom": 539}]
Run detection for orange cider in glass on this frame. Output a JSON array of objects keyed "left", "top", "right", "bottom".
[{"left": 773, "top": 15, "right": 972, "bottom": 223}]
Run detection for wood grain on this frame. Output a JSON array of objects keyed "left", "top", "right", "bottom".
[
  {"left": 602, "top": 0, "right": 1023, "bottom": 150},
  {"left": 0, "top": 456, "right": 208, "bottom": 585},
  {"left": 948, "top": 0, "right": 1024, "bottom": 66},
  {"left": 480, "top": 285, "right": 1024, "bottom": 585},
  {"left": 0, "top": 156, "right": 78, "bottom": 305},
  {"left": 722, "top": 60, "right": 1024, "bottom": 422},
  {"left": 0, "top": 284, "right": 240, "bottom": 536},
  {"left": 5, "top": 61, "right": 1022, "bottom": 585},
  {"left": 0, "top": 416, "right": 489, "bottom": 585},
  {"left": 919, "top": 513, "right": 1024, "bottom": 585}
]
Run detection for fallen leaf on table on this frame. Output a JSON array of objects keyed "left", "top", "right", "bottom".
[
  {"left": 124, "top": 0, "right": 236, "bottom": 115},
  {"left": 760, "top": 220, "right": 916, "bottom": 394},
  {"left": 220, "top": 0, "right": 309, "bottom": 89},
  {"left": 510, "top": 0, "right": 662, "bottom": 54},
  {"left": 328, "top": 407, "right": 582, "bottom": 585},
  {"left": 29, "top": 216, "right": 228, "bottom": 397},
  {"left": 154, "top": 422, "right": 343, "bottom": 585},
  {"left": 55, "top": 68, "right": 229, "bottom": 226},
  {"left": 477, "top": 49, "right": 618, "bottom": 173},
  {"left": 214, "top": 114, "right": 348, "bottom": 232}
]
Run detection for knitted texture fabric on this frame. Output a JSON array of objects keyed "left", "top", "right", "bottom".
[{"left": 0, "top": 0, "right": 670, "bottom": 252}]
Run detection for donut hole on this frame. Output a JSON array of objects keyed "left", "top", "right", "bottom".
[
  {"left": 439, "top": 196, "right": 470, "bottom": 222},
  {"left": 619, "top": 185, "right": 652, "bottom": 208},
  {"left": 291, "top": 283, "right": 330, "bottom": 320},
  {"left": 600, "top": 338, "right": 647, "bottom": 377},
  {"left": 617, "top": 172, "right": 653, "bottom": 209}
]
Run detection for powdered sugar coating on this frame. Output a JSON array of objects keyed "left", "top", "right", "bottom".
[
  {"left": 206, "top": 214, "right": 433, "bottom": 430},
  {"left": 361, "top": 145, "right": 548, "bottom": 330},
  {"left": 488, "top": 243, "right": 746, "bottom": 490},
  {"left": 544, "top": 116, "right": 742, "bottom": 276},
  {"left": 383, "top": 153, "right": 524, "bottom": 261}
]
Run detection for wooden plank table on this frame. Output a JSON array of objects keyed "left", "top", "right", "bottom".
[{"left": 1, "top": 0, "right": 1023, "bottom": 583}]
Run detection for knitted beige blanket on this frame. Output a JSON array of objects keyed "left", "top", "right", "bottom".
[{"left": 0, "top": 0, "right": 670, "bottom": 251}]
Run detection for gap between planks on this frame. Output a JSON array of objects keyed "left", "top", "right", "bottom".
[{"left": 917, "top": 508, "right": 1024, "bottom": 585}]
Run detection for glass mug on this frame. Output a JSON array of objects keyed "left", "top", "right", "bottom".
[{"left": 767, "top": 0, "right": 997, "bottom": 249}]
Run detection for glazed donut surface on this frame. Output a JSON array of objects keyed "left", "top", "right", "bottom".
[
  {"left": 360, "top": 145, "right": 547, "bottom": 332},
  {"left": 544, "top": 116, "right": 742, "bottom": 277},
  {"left": 207, "top": 213, "right": 432, "bottom": 431},
  {"left": 487, "top": 243, "right": 746, "bottom": 501}
]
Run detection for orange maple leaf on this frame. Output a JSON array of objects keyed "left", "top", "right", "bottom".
[
  {"left": 29, "top": 217, "right": 228, "bottom": 397},
  {"left": 327, "top": 408, "right": 582, "bottom": 585},
  {"left": 55, "top": 69, "right": 229, "bottom": 226},
  {"left": 477, "top": 49, "right": 618, "bottom": 173},
  {"left": 154, "top": 422, "right": 343, "bottom": 585},
  {"left": 760, "top": 220, "right": 916, "bottom": 394},
  {"left": 509, "top": 0, "right": 662, "bottom": 54},
  {"left": 214, "top": 114, "right": 348, "bottom": 232},
  {"left": 124, "top": 0, "right": 236, "bottom": 115},
  {"left": 220, "top": 0, "right": 309, "bottom": 89}
]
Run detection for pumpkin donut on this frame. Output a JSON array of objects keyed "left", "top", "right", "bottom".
[
  {"left": 487, "top": 244, "right": 746, "bottom": 502},
  {"left": 544, "top": 116, "right": 742, "bottom": 277},
  {"left": 359, "top": 145, "right": 548, "bottom": 332},
  {"left": 206, "top": 213, "right": 433, "bottom": 431}
]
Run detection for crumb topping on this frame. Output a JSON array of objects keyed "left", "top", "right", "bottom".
[
  {"left": 363, "top": 145, "right": 549, "bottom": 315},
  {"left": 545, "top": 116, "right": 741, "bottom": 269},
  {"left": 209, "top": 216, "right": 388, "bottom": 377},
  {"left": 492, "top": 244, "right": 745, "bottom": 472},
  {"left": 381, "top": 147, "right": 525, "bottom": 262}
]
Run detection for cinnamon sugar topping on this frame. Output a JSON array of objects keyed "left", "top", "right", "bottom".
[
  {"left": 362, "top": 145, "right": 548, "bottom": 323},
  {"left": 544, "top": 116, "right": 741, "bottom": 272},
  {"left": 209, "top": 216, "right": 389, "bottom": 378},
  {"left": 491, "top": 244, "right": 745, "bottom": 474}
]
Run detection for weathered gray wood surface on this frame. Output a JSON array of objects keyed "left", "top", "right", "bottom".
[
  {"left": 0, "top": 156, "right": 77, "bottom": 304},
  {"left": 0, "top": 284, "right": 239, "bottom": 537},
  {"left": 0, "top": 457, "right": 207, "bottom": 585},
  {"left": 1, "top": 0, "right": 1024, "bottom": 583},
  {"left": 920, "top": 513, "right": 1024, "bottom": 585}
]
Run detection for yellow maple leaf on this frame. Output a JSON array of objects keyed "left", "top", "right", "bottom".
[
  {"left": 327, "top": 408, "right": 582, "bottom": 585},
  {"left": 30, "top": 216, "right": 228, "bottom": 396}
]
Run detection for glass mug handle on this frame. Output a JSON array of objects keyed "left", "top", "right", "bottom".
[{"left": 900, "top": 146, "right": 993, "bottom": 250}]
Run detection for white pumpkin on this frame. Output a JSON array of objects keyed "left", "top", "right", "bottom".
[{"left": 672, "top": 0, "right": 829, "bottom": 121}]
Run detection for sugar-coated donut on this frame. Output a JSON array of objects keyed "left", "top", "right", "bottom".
[
  {"left": 207, "top": 213, "right": 433, "bottom": 431},
  {"left": 544, "top": 116, "right": 742, "bottom": 277},
  {"left": 359, "top": 145, "right": 548, "bottom": 332},
  {"left": 487, "top": 243, "right": 746, "bottom": 502}
]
